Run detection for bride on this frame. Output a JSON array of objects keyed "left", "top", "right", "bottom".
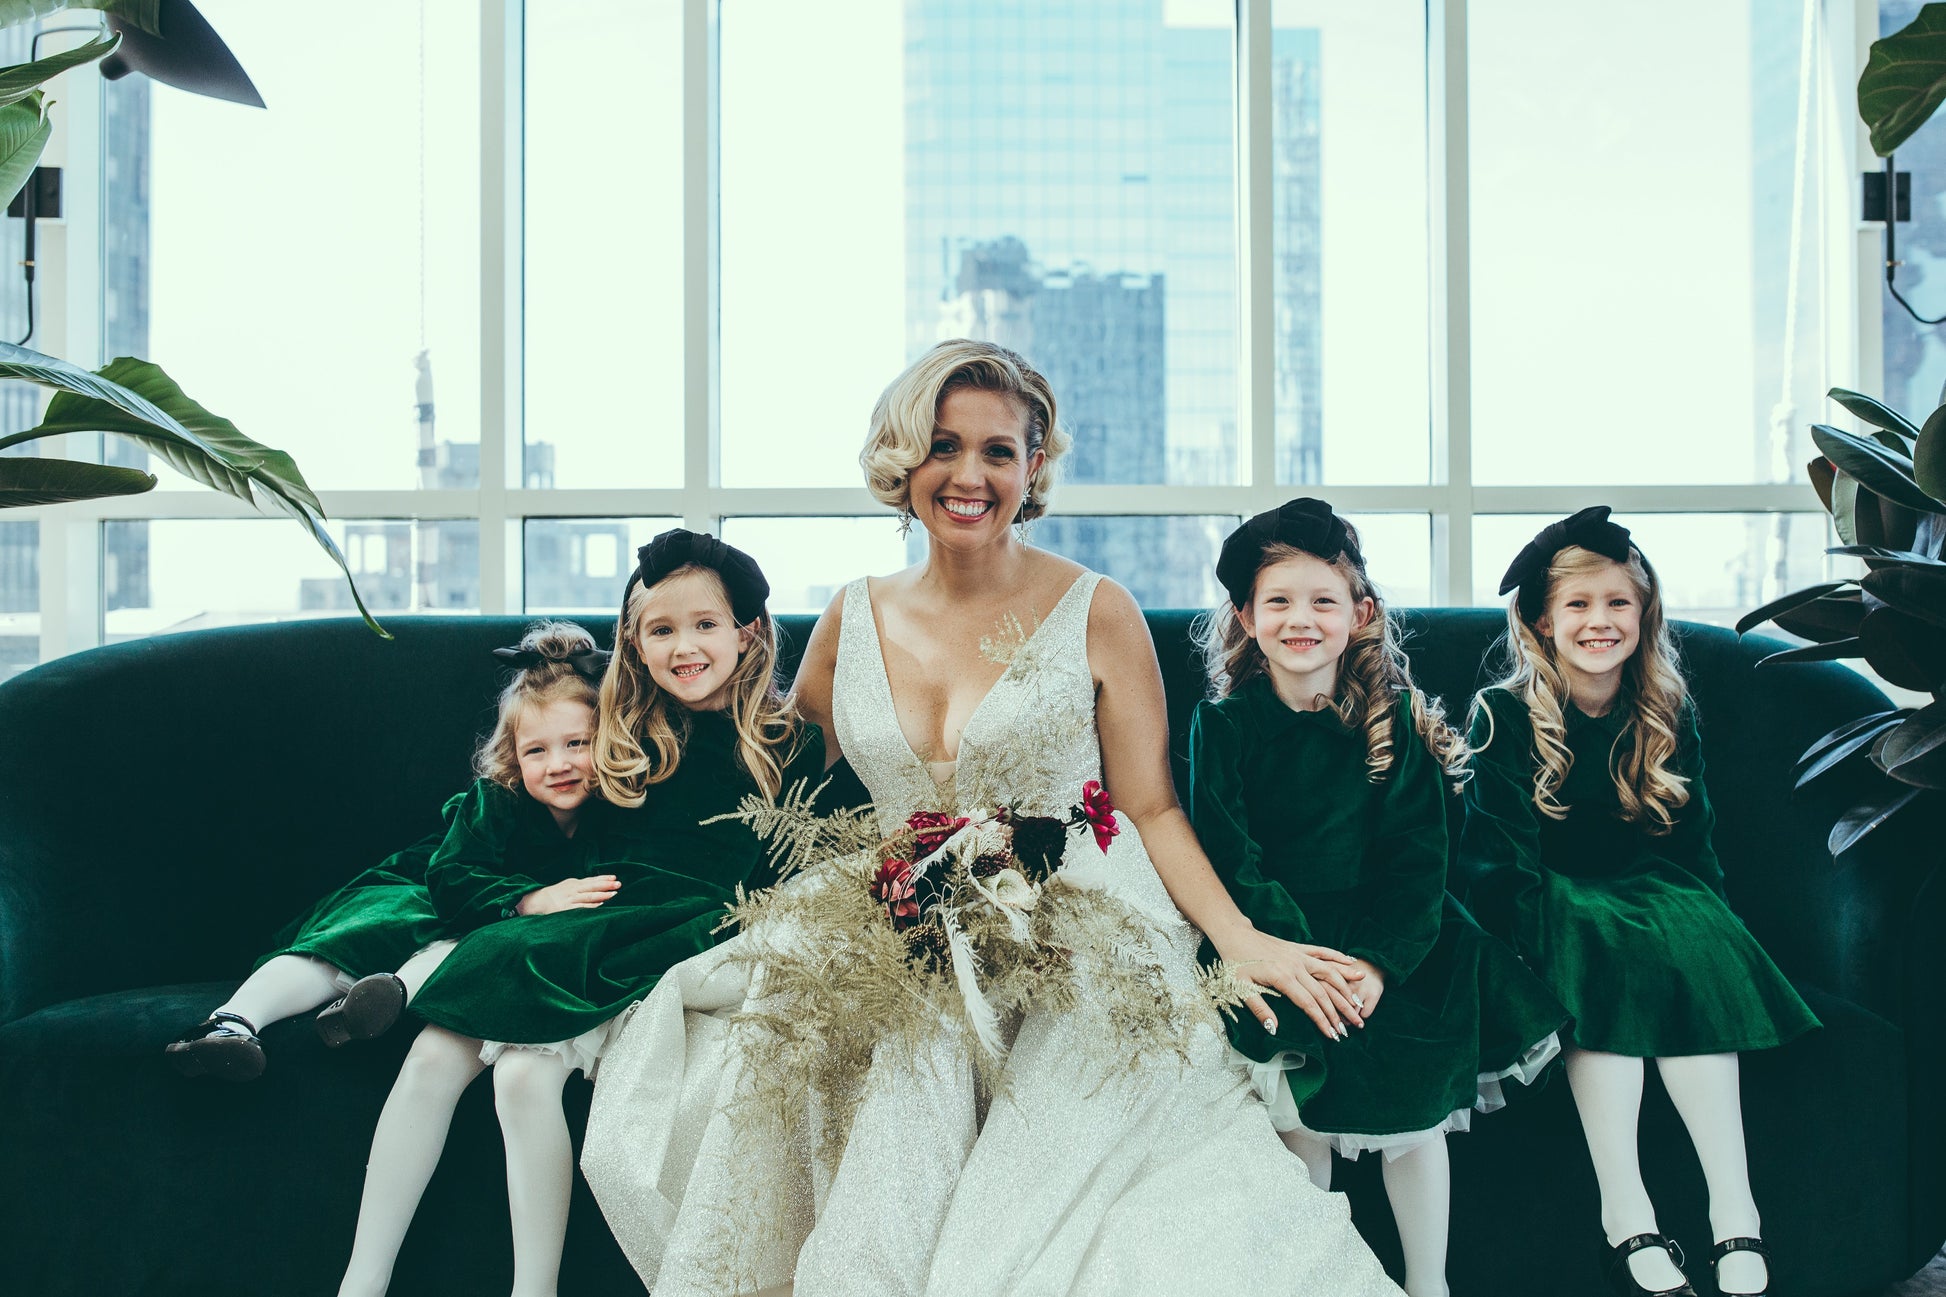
[{"left": 583, "top": 340, "right": 1402, "bottom": 1297}]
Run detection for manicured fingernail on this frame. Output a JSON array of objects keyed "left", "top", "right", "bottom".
[{"left": 1263, "top": 1017, "right": 1277, "bottom": 1033}]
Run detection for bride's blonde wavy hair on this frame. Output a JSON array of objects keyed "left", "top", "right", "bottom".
[
  {"left": 593, "top": 565, "right": 800, "bottom": 805},
  {"left": 1474, "top": 544, "right": 1690, "bottom": 832},
  {"left": 1194, "top": 537, "right": 1468, "bottom": 785}
]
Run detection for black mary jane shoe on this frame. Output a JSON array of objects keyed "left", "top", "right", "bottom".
[
  {"left": 1604, "top": 1233, "right": 1699, "bottom": 1297},
  {"left": 164, "top": 1011, "right": 265, "bottom": 1081},
  {"left": 1707, "top": 1236, "right": 1771, "bottom": 1297},
  {"left": 314, "top": 972, "right": 407, "bottom": 1047}
]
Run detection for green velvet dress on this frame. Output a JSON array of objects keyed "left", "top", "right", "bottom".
[
  {"left": 1189, "top": 678, "right": 1568, "bottom": 1151},
  {"left": 409, "top": 714, "right": 827, "bottom": 1050},
  {"left": 254, "top": 794, "right": 463, "bottom": 980},
  {"left": 1458, "top": 687, "right": 1819, "bottom": 1057}
]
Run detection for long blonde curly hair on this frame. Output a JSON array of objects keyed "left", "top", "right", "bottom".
[
  {"left": 475, "top": 621, "right": 603, "bottom": 792},
  {"left": 593, "top": 564, "right": 800, "bottom": 805},
  {"left": 1475, "top": 544, "right": 1690, "bottom": 832},
  {"left": 1194, "top": 538, "right": 1468, "bottom": 784}
]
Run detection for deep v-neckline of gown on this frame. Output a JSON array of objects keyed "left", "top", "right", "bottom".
[{"left": 857, "top": 571, "right": 1092, "bottom": 779}]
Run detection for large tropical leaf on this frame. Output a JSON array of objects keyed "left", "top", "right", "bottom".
[
  {"left": 0, "top": 32, "right": 118, "bottom": 109},
  {"left": 1793, "top": 709, "right": 1907, "bottom": 788},
  {"left": 1757, "top": 637, "right": 1865, "bottom": 667},
  {"left": 1920, "top": 398, "right": 1946, "bottom": 505},
  {"left": 1828, "top": 545, "right": 1946, "bottom": 568},
  {"left": 0, "top": 90, "right": 49, "bottom": 215},
  {"left": 1809, "top": 456, "right": 1837, "bottom": 514},
  {"left": 1829, "top": 782, "right": 1925, "bottom": 855},
  {"left": 1861, "top": 565, "right": 1946, "bottom": 628},
  {"left": 1831, "top": 387, "right": 1924, "bottom": 441},
  {"left": 1880, "top": 699, "right": 1946, "bottom": 787},
  {"left": 1811, "top": 425, "right": 1946, "bottom": 514},
  {"left": 1734, "top": 580, "right": 1852, "bottom": 634},
  {"left": 0, "top": 3, "right": 157, "bottom": 34},
  {"left": 0, "top": 454, "right": 153, "bottom": 506},
  {"left": 1860, "top": 606, "right": 1946, "bottom": 691},
  {"left": 1833, "top": 472, "right": 1865, "bottom": 546},
  {"left": 1860, "top": 4, "right": 1946, "bottom": 156},
  {"left": 1773, "top": 590, "right": 1871, "bottom": 644}
]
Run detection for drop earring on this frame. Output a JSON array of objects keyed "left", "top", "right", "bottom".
[{"left": 897, "top": 508, "right": 914, "bottom": 539}]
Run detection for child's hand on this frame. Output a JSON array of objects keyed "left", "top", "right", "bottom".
[
  {"left": 1213, "top": 927, "right": 1367, "bottom": 1040},
  {"left": 1344, "top": 958, "right": 1386, "bottom": 1018},
  {"left": 516, "top": 875, "right": 621, "bottom": 916}
]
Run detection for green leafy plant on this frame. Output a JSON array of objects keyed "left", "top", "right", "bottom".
[
  {"left": 1737, "top": 388, "right": 1946, "bottom": 853},
  {"left": 1860, "top": 4, "right": 1946, "bottom": 156},
  {"left": 0, "top": 9, "right": 384, "bottom": 635}
]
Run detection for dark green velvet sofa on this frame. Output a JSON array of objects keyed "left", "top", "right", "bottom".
[{"left": 0, "top": 610, "right": 1937, "bottom": 1296}]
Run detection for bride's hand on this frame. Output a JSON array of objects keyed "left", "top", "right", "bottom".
[{"left": 1215, "top": 927, "right": 1367, "bottom": 1039}]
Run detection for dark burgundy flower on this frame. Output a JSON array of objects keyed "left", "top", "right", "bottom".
[
  {"left": 904, "top": 919, "right": 949, "bottom": 971},
  {"left": 1075, "top": 780, "right": 1120, "bottom": 854},
  {"left": 904, "top": 811, "right": 970, "bottom": 858},
  {"left": 870, "top": 858, "right": 921, "bottom": 930},
  {"left": 1010, "top": 815, "right": 1068, "bottom": 881},
  {"left": 971, "top": 850, "right": 1012, "bottom": 879}
]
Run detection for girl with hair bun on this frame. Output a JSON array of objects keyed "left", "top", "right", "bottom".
[
  {"left": 338, "top": 535, "right": 824, "bottom": 1297},
  {"left": 1190, "top": 498, "right": 1566, "bottom": 1297},
  {"left": 162, "top": 622, "right": 613, "bottom": 1082},
  {"left": 1461, "top": 508, "right": 1818, "bottom": 1297}
]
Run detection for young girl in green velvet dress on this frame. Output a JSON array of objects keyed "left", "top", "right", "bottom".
[
  {"left": 1190, "top": 498, "right": 1567, "bottom": 1297},
  {"left": 337, "top": 530, "right": 824, "bottom": 1297},
  {"left": 1460, "top": 507, "right": 1818, "bottom": 1297},
  {"left": 163, "top": 626, "right": 615, "bottom": 1082}
]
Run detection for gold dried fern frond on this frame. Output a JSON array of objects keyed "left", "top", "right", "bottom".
[
  {"left": 1195, "top": 960, "right": 1286, "bottom": 1021},
  {"left": 702, "top": 776, "right": 882, "bottom": 880},
  {"left": 978, "top": 611, "right": 1037, "bottom": 667}
]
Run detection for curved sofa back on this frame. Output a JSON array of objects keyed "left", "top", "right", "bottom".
[{"left": 0, "top": 610, "right": 1903, "bottom": 1027}]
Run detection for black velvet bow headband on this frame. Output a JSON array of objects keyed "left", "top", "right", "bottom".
[
  {"left": 1214, "top": 497, "right": 1363, "bottom": 609},
  {"left": 491, "top": 644, "right": 611, "bottom": 682},
  {"left": 621, "top": 527, "right": 771, "bottom": 627},
  {"left": 1497, "top": 505, "right": 1637, "bottom": 623}
]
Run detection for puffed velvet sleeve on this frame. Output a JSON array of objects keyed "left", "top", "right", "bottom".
[
  {"left": 1343, "top": 711, "right": 1447, "bottom": 982},
  {"left": 426, "top": 779, "right": 549, "bottom": 931},
  {"left": 1187, "top": 701, "right": 1315, "bottom": 945},
  {"left": 1457, "top": 689, "right": 1548, "bottom": 962},
  {"left": 1662, "top": 701, "right": 1727, "bottom": 899}
]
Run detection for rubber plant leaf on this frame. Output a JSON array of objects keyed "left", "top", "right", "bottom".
[
  {"left": 0, "top": 33, "right": 118, "bottom": 109},
  {"left": 1830, "top": 387, "right": 1923, "bottom": 441},
  {"left": 1809, "top": 456, "right": 1837, "bottom": 514},
  {"left": 0, "top": 90, "right": 48, "bottom": 214},
  {"left": 1860, "top": 606, "right": 1946, "bottom": 691},
  {"left": 1793, "top": 710, "right": 1907, "bottom": 789},
  {"left": 1756, "top": 637, "right": 1865, "bottom": 668},
  {"left": 1918, "top": 398, "right": 1946, "bottom": 505},
  {"left": 1773, "top": 591, "right": 1871, "bottom": 644},
  {"left": 1735, "top": 580, "right": 1852, "bottom": 635},
  {"left": 1828, "top": 782, "right": 1924, "bottom": 856},
  {"left": 1827, "top": 546, "right": 1946, "bottom": 568},
  {"left": 1881, "top": 699, "right": 1946, "bottom": 787},
  {"left": 1861, "top": 565, "right": 1946, "bottom": 629},
  {"left": 1833, "top": 472, "right": 1863, "bottom": 546},
  {"left": 1811, "top": 425, "right": 1945, "bottom": 514},
  {"left": 0, "top": 454, "right": 154, "bottom": 506},
  {"left": 1859, "top": 4, "right": 1946, "bottom": 156}
]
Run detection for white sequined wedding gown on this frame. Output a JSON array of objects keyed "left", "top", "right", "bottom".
[{"left": 583, "top": 572, "right": 1402, "bottom": 1297}]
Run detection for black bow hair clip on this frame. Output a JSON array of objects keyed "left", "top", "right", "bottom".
[
  {"left": 1497, "top": 505, "right": 1637, "bottom": 624},
  {"left": 492, "top": 644, "right": 612, "bottom": 683},
  {"left": 1214, "top": 497, "right": 1363, "bottom": 610},
  {"left": 620, "top": 527, "right": 771, "bottom": 628}
]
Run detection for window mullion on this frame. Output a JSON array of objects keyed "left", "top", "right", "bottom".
[
  {"left": 481, "top": 0, "right": 521, "bottom": 615},
  {"left": 683, "top": 0, "right": 716, "bottom": 534},
  {"left": 1236, "top": 0, "right": 1275, "bottom": 492},
  {"left": 1428, "top": 0, "right": 1471, "bottom": 607}
]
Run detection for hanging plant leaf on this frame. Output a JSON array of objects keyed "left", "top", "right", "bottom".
[
  {"left": 1861, "top": 565, "right": 1946, "bottom": 628},
  {"left": 0, "top": 4, "right": 157, "bottom": 35},
  {"left": 0, "top": 33, "right": 119, "bottom": 109},
  {"left": 1794, "top": 709, "right": 1908, "bottom": 788},
  {"left": 1860, "top": 606, "right": 1946, "bottom": 691},
  {"left": 1811, "top": 425, "right": 1945, "bottom": 514},
  {"left": 0, "top": 90, "right": 50, "bottom": 216},
  {"left": 1828, "top": 783, "right": 1925, "bottom": 855},
  {"left": 1735, "top": 580, "right": 1852, "bottom": 634},
  {"left": 1831, "top": 387, "right": 1924, "bottom": 441},
  {"left": 1757, "top": 637, "right": 1866, "bottom": 667},
  {"left": 0, "top": 454, "right": 155, "bottom": 506},
  {"left": 1919, "top": 398, "right": 1946, "bottom": 504},
  {"left": 1859, "top": 5, "right": 1946, "bottom": 156},
  {"left": 1828, "top": 546, "right": 1946, "bottom": 568},
  {"left": 1881, "top": 699, "right": 1946, "bottom": 786},
  {"left": 1774, "top": 590, "right": 1872, "bottom": 643},
  {"left": 1810, "top": 456, "right": 1837, "bottom": 514}
]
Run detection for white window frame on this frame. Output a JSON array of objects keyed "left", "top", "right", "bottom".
[{"left": 13, "top": 0, "right": 1873, "bottom": 666}]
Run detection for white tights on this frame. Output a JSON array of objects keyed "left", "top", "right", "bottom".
[
  {"left": 1566, "top": 1049, "right": 1766, "bottom": 1294},
  {"left": 215, "top": 943, "right": 454, "bottom": 1034},
  {"left": 337, "top": 1027, "right": 579, "bottom": 1297},
  {"left": 1281, "top": 1128, "right": 1451, "bottom": 1297}
]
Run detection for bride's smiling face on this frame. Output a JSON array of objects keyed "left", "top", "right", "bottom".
[{"left": 908, "top": 389, "right": 1044, "bottom": 551}]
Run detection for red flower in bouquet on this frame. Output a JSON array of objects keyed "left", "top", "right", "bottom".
[
  {"left": 1076, "top": 780, "right": 1119, "bottom": 853},
  {"left": 871, "top": 858, "right": 921, "bottom": 930},
  {"left": 904, "top": 810, "right": 970, "bottom": 858}
]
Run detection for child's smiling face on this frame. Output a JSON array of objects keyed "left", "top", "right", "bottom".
[
  {"left": 1537, "top": 558, "right": 1642, "bottom": 690},
  {"left": 632, "top": 568, "right": 753, "bottom": 711},
  {"left": 515, "top": 698, "right": 597, "bottom": 825},
  {"left": 1238, "top": 553, "right": 1373, "bottom": 706}
]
